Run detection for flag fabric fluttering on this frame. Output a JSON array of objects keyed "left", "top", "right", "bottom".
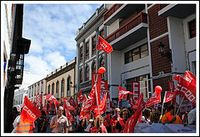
[
  {"left": 93, "top": 93, "right": 107, "bottom": 118},
  {"left": 123, "top": 93, "right": 146, "bottom": 133},
  {"left": 164, "top": 91, "right": 179, "bottom": 103},
  {"left": 145, "top": 86, "right": 162, "bottom": 107},
  {"left": 173, "top": 71, "right": 196, "bottom": 106},
  {"left": 16, "top": 96, "right": 41, "bottom": 133},
  {"left": 96, "top": 35, "right": 113, "bottom": 54},
  {"left": 118, "top": 86, "right": 134, "bottom": 101}
]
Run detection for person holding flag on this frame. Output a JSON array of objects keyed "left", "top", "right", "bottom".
[{"left": 50, "top": 105, "right": 70, "bottom": 133}]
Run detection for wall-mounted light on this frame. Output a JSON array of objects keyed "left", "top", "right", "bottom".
[{"left": 158, "top": 42, "right": 172, "bottom": 62}]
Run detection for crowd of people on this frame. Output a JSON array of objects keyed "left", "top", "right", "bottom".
[{"left": 11, "top": 100, "right": 196, "bottom": 133}]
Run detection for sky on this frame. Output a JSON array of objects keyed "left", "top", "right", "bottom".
[{"left": 21, "top": 3, "right": 101, "bottom": 89}]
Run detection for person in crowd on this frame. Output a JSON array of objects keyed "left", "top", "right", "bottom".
[
  {"left": 90, "top": 116, "right": 101, "bottom": 133},
  {"left": 161, "top": 104, "right": 182, "bottom": 124},
  {"left": 103, "top": 111, "right": 111, "bottom": 133},
  {"left": 36, "top": 110, "right": 48, "bottom": 133},
  {"left": 181, "top": 111, "right": 188, "bottom": 125},
  {"left": 50, "top": 105, "right": 69, "bottom": 133},
  {"left": 150, "top": 108, "right": 160, "bottom": 123},
  {"left": 76, "top": 118, "right": 87, "bottom": 132},
  {"left": 84, "top": 119, "right": 94, "bottom": 132},
  {"left": 142, "top": 108, "right": 151, "bottom": 124},
  {"left": 110, "top": 108, "right": 123, "bottom": 133},
  {"left": 46, "top": 109, "right": 56, "bottom": 133},
  {"left": 11, "top": 107, "right": 21, "bottom": 133},
  {"left": 187, "top": 107, "right": 196, "bottom": 125}
]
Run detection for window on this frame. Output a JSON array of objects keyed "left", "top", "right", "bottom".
[
  {"left": 80, "top": 68, "right": 83, "bottom": 83},
  {"left": 56, "top": 81, "right": 59, "bottom": 98},
  {"left": 85, "top": 41, "right": 89, "bottom": 60},
  {"left": 52, "top": 83, "right": 55, "bottom": 95},
  {"left": 132, "top": 48, "right": 140, "bottom": 61},
  {"left": 125, "top": 51, "right": 133, "bottom": 64},
  {"left": 100, "top": 29, "right": 104, "bottom": 38},
  {"left": 192, "top": 61, "right": 196, "bottom": 75},
  {"left": 67, "top": 76, "right": 71, "bottom": 97},
  {"left": 85, "top": 65, "right": 89, "bottom": 81},
  {"left": 188, "top": 19, "right": 196, "bottom": 38},
  {"left": 48, "top": 85, "right": 50, "bottom": 94},
  {"left": 61, "top": 79, "right": 65, "bottom": 97},
  {"left": 124, "top": 43, "right": 148, "bottom": 64},
  {"left": 92, "top": 35, "right": 96, "bottom": 56},
  {"left": 80, "top": 46, "right": 83, "bottom": 63},
  {"left": 140, "top": 44, "right": 148, "bottom": 58}
]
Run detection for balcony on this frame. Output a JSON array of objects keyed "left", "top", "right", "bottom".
[
  {"left": 158, "top": 4, "right": 196, "bottom": 18},
  {"left": 104, "top": 4, "right": 123, "bottom": 21},
  {"left": 104, "top": 4, "right": 145, "bottom": 25},
  {"left": 106, "top": 12, "right": 148, "bottom": 50}
]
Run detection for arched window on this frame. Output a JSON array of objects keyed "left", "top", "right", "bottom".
[
  {"left": 52, "top": 83, "right": 55, "bottom": 95},
  {"left": 61, "top": 79, "right": 65, "bottom": 97},
  {"left": 67, "top": 76, "right": 71, "bottom": 96},
  {"left": 56, "top": 81, "right": 59, "bottom": 98},
  {"left": 85, "top": 65, "right": 89, "bottom": 81},
  {"left": 48, "top": 85, "right": 50, "bottom": 94},
  {"left": 80, "top": 68, "right": 83, "bottom": 83}
]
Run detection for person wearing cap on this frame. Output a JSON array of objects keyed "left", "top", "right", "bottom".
[{"left": 50, "top": 105, "right": 69, "bottom": 133}]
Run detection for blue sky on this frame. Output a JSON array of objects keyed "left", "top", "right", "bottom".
[{"left": 21, "top": 4, "right": 101, "bottom": 89}]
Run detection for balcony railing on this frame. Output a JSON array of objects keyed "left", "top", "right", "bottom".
[
  {"left": 104, "top": 4, "right": 123, "bottom": 21},
  {"left": 106, "top": 12, "right": 147, "bottom": 43}
]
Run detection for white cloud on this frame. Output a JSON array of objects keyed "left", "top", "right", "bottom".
[
  {"left": 45, "top": 51, "right": 66, "bottom": 69},
  {"left": 20, "top": 4, "right": 101, "bottom": 89}
]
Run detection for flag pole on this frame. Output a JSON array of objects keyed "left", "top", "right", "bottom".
[
  {"left": 175, "top": 95, "right": 184, "bottom": 115},
  {"left": 94, "top": 73, "right": 101, "bottom": 117},
  {"left": 159, "top": 91, "right": 166, "bottom": 123}
]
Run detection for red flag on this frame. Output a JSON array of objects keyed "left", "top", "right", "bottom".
[
  {"left": 63, "top": 99, "right": 75, "bottom": 111},
  {"left": 118, "top": 86, "right": 133, "bottom": 101},
  {"left": 20, "top": 96, "right": 41, "bottom": 123},
  {"left": 94, "top": 93, "right": 107, "bottom": 118},
  {"left": 77, "top": 90, "right": 84, "bottom": 104},
  {"left": 80, "top": 97, "right": 95, "bottom": 120},
  {"left": 96, "top": 35, "right": 113, "bottom": 53},
  {"left": 69, "top": 97, "right": 78, "bottom": 108},
  {"left": 164, "top": 91, "right": 179, "bottom": 103},
  {"left": 145, "top": 86, "right": 162, "bottom": 107},
  {"left": 65, "top": 108, "right": 74, "bottom": 122},
  {"left": 123, "top": 93, "right": 146, "bottom": 133},
  {"left": 174, "top": 71, "right": 196, "bottom": 105}
]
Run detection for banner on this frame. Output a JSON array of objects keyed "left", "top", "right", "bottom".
[
  {"left": 96, "top": 35, "right": 113, "bottom": 53},
  {"left": 20, "top": 96, "right": 41, "bottom": 123},
  {"left": 174, "top": 71, "right": 196, "bottom": 105}
]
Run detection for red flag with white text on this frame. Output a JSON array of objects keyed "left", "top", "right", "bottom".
[
  {"left": 173, "top": 71, "right": 196, "bottom": 105},
  {"left": 96, "top": 35, "right": 113, "bottom": 53},
  {"left": 164, "top": 91, "right": 179, "bottom": 103},
  {"left": 20, "top": 96, "right": 41, "bottom": 123}
]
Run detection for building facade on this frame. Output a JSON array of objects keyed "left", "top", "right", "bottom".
[
  {"left": 75, "top": 3, "right": 196, "bottom": 104},
  {"left": 13, "top": 88, "right": 28, "bottom": 107},
  {"left": 104, "top": 4, "right": 196, "bottom": 105},
  {"left": 75, "top": 4, "right": 107, "bottom": 95},
  {"left": 45, "top": 58, "right": 76, "bottom": 100}
]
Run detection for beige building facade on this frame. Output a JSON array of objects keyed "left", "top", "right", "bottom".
[{"left": 45, "top": 58, "right": 76, "bottom": 99}]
